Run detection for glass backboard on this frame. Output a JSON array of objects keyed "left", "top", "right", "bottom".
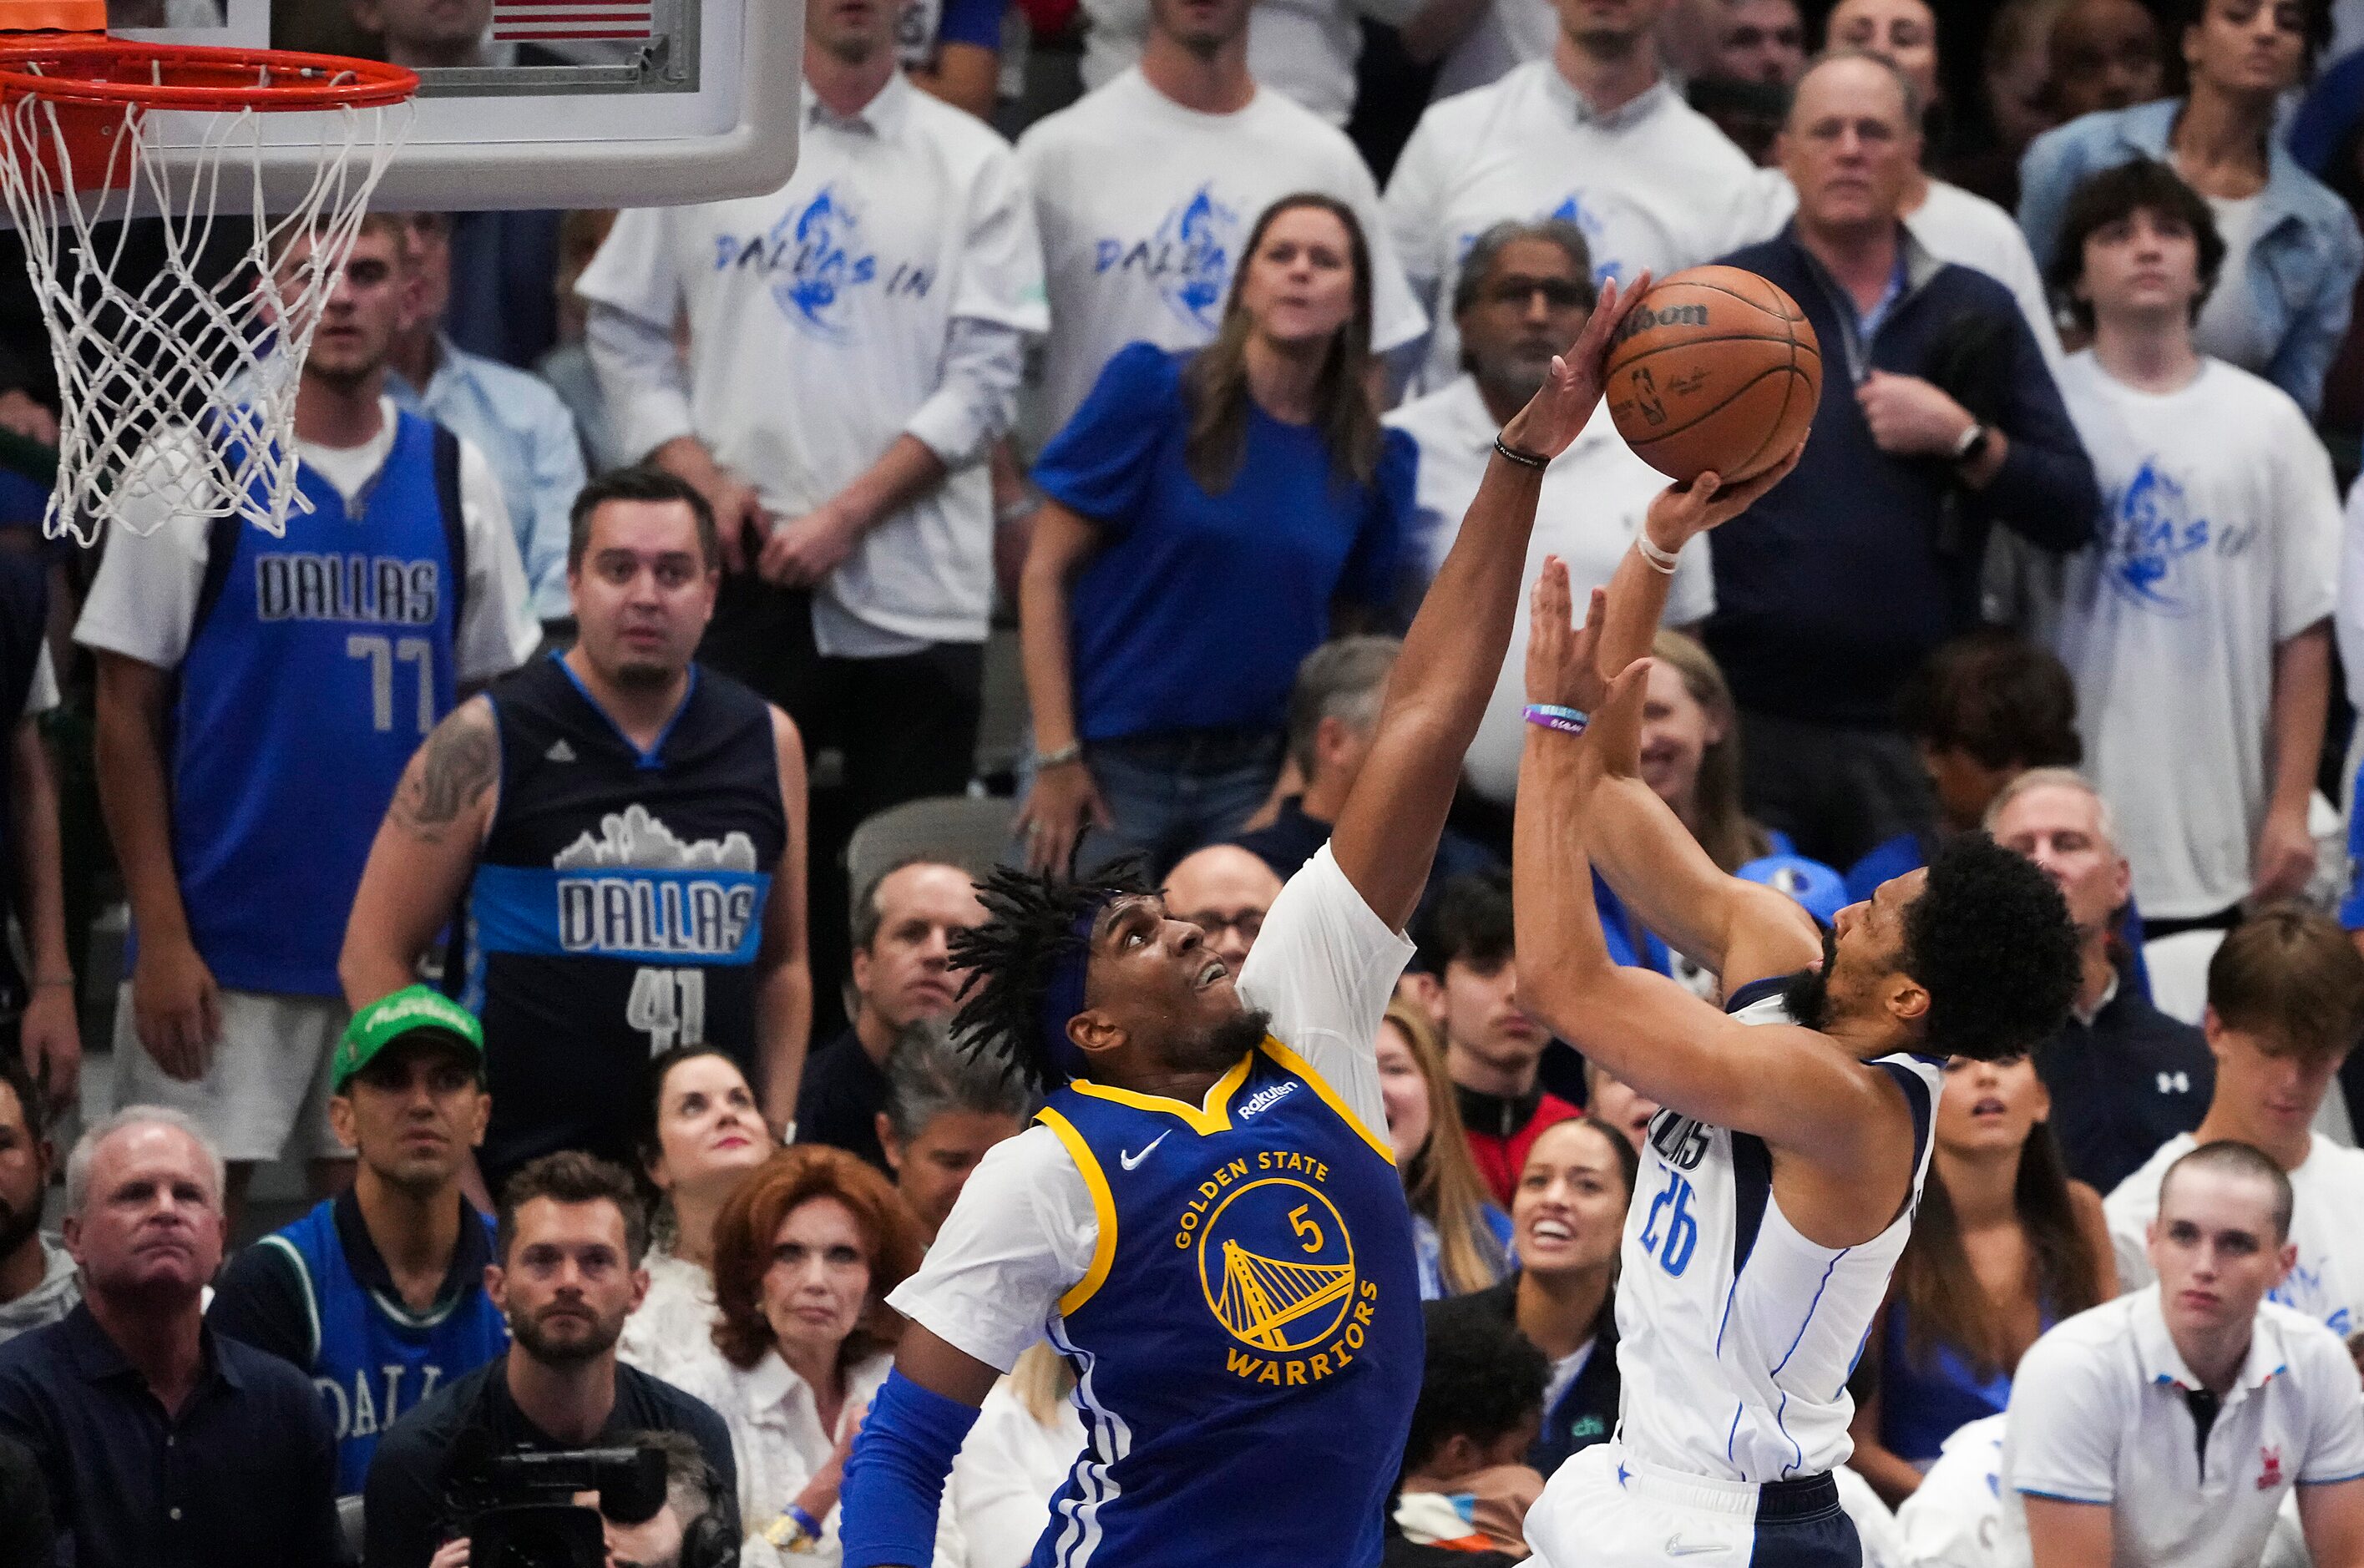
[{"left": 106, "top": 0, "right": 801, "bottom": 209}]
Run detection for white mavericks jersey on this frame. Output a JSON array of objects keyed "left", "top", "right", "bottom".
[{"left": 1614, "top": 977, "right": 1945, "bottom": 1485}]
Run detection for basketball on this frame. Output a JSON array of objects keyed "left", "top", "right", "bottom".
[{"left": 1604, "top": 266, "right": 1822, "bottom": 484}]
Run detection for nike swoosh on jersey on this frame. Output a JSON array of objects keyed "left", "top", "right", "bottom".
[
  {"left": 1119, "top": 1130, "right": 1169, "bottom": 1171},
  {"left": 1663, "top": 1537, "right": 1728, "bottom": 1558}
]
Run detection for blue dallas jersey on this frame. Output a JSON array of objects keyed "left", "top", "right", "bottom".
[
  {"left": 259, "top": 1198, "right": 509, "bottom": 1495},
  {"left": 1031, "top": 1037, "right": 1422, "bottom": 1568},
  {"left": 166, "top": 411, "right": 466, "bottom": 997}
]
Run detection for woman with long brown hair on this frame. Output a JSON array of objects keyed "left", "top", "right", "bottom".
[
  {"left": 1378, "top": 1001, "right": 1513, "bottom": 1297},
  {"left": 1847, "top": 1053, "right": 2116, "bottom": 1505},
  {"left": 668, "top": 1146, "right": 929, "bottom": 1563},
  {"left": 1015, "top": 191, "right": 1417, "bottom": 873}
]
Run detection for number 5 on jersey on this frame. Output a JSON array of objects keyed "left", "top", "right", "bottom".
[{"left": 1640, "top": 1168, "right": 1698, "bottom": 1277}]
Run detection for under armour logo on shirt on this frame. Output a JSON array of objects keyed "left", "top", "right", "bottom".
[
  {"left": 2158, "top": 1071, "right": 2190, "bottom": 1095},
  {"left": 545, "top": 740, "right": 576, "bottom": 762}
]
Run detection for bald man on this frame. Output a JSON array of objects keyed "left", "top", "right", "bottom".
[{"left": 1163, "top": 845, "right": 1283, "bottom": 972}]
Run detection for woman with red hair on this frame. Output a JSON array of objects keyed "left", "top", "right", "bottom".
[{"left": 670, "top": 1146, "right": 931, "bottom": 1564}]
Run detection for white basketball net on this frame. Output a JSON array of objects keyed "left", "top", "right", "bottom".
[{"left": 0, "top": 83, "right": 411, "bottom": 544}]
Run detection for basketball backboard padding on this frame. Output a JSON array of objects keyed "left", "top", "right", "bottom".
[{"left": 114, "top": 0, "right": 801, "bottom": 210}]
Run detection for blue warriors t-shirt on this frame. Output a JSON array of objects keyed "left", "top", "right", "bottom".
[
  {"left": 462, "top": 655, "right": 784, "bottom": 1186},
  {"left": 1032, "top": 343, "right": 1415, "bottom": 741},
  {"left": 260, "top": 1196, "right": 509, "bottom": 1495},
  {"left": 1029, "top": 1038, "right": 1421, "bottom": 1567},
  {"left": 169, "top": 411, "right": 463, "bottom": 997}
]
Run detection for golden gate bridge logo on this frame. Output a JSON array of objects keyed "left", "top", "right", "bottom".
[{"left": 1197, "top": 1178, "right": 1357, "bottom": 1353}]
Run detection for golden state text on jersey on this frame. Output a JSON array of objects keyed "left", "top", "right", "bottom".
[{"left": 1029, "top": 1038, "right": 1421, "bottom": 1568}]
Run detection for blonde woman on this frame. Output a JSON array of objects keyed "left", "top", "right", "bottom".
[{"left": 1378, "top": 1001, "right": 1512, "bottom": 1297}]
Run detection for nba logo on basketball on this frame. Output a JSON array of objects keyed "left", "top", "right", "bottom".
[{"left": 2259, "top": 1446, "right": 2285, "bottom": 1490}]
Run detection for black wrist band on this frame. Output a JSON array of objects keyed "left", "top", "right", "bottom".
[{"left": 1493, "top": 434, "right": 1549, "bottom": 470}]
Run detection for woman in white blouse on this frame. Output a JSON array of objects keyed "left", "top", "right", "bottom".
[
  {"left": 671, "top": 1145, "right": 929, "bottom": 1565},
  {"left": 620, "top": 1047, "right": 777, "bottom": 1385}
]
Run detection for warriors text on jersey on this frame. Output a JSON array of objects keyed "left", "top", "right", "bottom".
[
  {"left": 1615, "top": 977, "right": 1943, "bottom": 1483},
  {"left": 463, "top": 655, "right": 784, "bottom": 1183},
  {"left": 1030, "top": 1038, "right": 1422, "bottom": 1568}
]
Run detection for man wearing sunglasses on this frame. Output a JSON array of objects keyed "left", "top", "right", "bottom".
[{"left": 1384, "top": 218, "right": 1715, "bottom": 814}]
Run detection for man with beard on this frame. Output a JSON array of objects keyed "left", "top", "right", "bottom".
[
  {"left": 0, "top": 1110, "right": 343, "bottom": 1567},
  {"left": 0, "top": 1051, "right": 74, "bottom": 1344},
  {"left": 362, "top": 1151, "right": 738, "bottom": 1568},
  {"left": 1508, "top": 453, "right": 2082, "bottom": 1564},
  {"left": 1385, "top": 219, "right": 1712, "bottom": 812},
  {"left": 341, "top": 467, "right": 812, "bottom": 1191},
  {"left": 209, "top": 985, "right": 511, "bottom": 1496},
  {"left": 833, "top": 255, "right": 1654, "bottom": 1568}
]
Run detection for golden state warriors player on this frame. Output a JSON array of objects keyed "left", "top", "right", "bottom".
[
  {"left": 1509, "top": 532, "right": 2081, "bottom": 1567},
  {"left": 832, "top": 279, "right": 1654, "bottom": 1568}
]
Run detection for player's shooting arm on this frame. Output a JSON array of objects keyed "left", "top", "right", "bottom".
[
  {"left": 1511, "top": 562, "right": 1888, "bottom": 1157},
  {"left": 338, "top": 696, "right": 500, "bottom": 1008},
  {"left": 753, "top": 706, "right": 812, "bottom": 1132},
  {"left": 1332, "top": 274, "right": 1647, "bottom": 933},
  {"left": 1574, "top": 451, "right": 1816, "bottom": 988}
]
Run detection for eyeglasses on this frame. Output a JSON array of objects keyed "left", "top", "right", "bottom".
[
  {"left": 1486, "top": 276, "right": 1592, "bottom": 309},
  {"left": 1184, "top": 910, "right": 1265, "bottom": 942}
]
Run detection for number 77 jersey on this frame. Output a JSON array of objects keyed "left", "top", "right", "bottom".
[
  {"left": 165, "top": 410, "right": 467, "bottom": 1002},
  {"left": 1612, "top": 978, "right": 1944, "bottom": 1487},
  {"left": 459, "top": 654, "right": 786, "bottom": 1191}
]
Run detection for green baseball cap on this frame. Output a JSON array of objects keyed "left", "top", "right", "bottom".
[{"left": 333, "top": 984, "right": 484, "bottom": 1093}]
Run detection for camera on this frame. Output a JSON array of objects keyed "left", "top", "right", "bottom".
[{"left": 446, "top": 1437, "right": 669, "bottom": 1568}]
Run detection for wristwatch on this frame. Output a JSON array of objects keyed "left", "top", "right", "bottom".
[{"left": 1951, "top": 422, "right": 1992, "bottom": 464}]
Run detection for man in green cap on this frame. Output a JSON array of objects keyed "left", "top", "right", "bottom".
[{"left": 208, "top": 984, "right": 511, "bottom": 1496}]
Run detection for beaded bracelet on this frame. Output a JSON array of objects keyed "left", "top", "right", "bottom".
[
  {"left": 1493, "top": 434, "right": 1549, "bottom": 470},
  {"left": 1522, "top": 704, "right": 1590, "bottom": 735}
]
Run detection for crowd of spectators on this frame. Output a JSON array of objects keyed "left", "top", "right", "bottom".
[{"left": 3, "top": 0, "right": 2364, "bottom": 1564}]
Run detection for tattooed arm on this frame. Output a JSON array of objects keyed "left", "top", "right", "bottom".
[{"left": 338, "top": 696, "right": 502, "bottom": 1008}]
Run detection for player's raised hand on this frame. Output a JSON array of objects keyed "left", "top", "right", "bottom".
[
  {"left": 1641, "top": 439, "right": 1806, "bottom": 551},
  {"left": 1524, "top": 559, "right": 1612, "bottom": 713},
  {"left": 1498, "top": 271, "right": 1651, "bottom": 463}
]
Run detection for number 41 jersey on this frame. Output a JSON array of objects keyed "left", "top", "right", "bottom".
[
  {"left": 1614, "top": 977, "right": 1943, "bottom": 1486},
  {"left": 462, "top": 655, "right": 783, "bottom": 1186}
]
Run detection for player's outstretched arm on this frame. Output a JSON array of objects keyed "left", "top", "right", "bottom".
[
  {"left": 753, "top": 706, "right": 812, "bottom": 1132},
  {"left": 1512, "top": 562, "right": 1892, "bottom": 1162},
  {"left": 339, "top": 696, "right": 500, "bottom": 1008},
  {"left": 1331, "top": 272, "right": 1647, "bottom": 932},
  {"left": 1574, "top": 446, "right": 1818, "bottom": 988},
  {"left": 839, "top": 1324, "right": 1001, "bottom": 1568}
]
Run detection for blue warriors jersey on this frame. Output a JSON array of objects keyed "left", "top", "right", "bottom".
[
  {"left": 1031, "top": 1038, "right": 1422, "bottom": 1568},
  {"left": 463, "top": 655, "right": 783, "bottom": 1186},
  {"left": 260, "top": 1197, "right": 509, "bottom": 1495},
  {"left": 166, "top": 412, "right": 465, "bottom": 997}
]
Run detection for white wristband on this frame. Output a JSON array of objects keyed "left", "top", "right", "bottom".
[{"left": 1636, "top": 534, "right": 1681, "bottom": 575}]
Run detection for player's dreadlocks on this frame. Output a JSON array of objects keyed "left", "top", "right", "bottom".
[{"left": 949, "top": 860, "right": 1158, "bottom": 1092}]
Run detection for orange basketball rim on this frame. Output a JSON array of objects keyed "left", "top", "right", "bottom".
[{"left": 0, "top": 0, "right": 414, "bottom": 191}]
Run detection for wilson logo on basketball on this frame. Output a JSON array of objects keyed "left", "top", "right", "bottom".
[
  {"left": 1605, "top": 264, "right": 1823, "bottom": 486},
  {"left": 1612, "top": 302, "right": 1709, "bottom": 344}
]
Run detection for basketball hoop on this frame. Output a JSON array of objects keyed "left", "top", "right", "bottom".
[{"left": 0, "top": 0, "right": 417, "bottom": 544}]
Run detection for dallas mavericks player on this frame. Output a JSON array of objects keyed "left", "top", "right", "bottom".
[
  {"left": 1511, "top": 547, "right": 2081, "bottom": 1566},
  {"left": 833, "top": 281, "right": 1653, "bottom": 1568},
  {"left": 340, "top": 468, "right": 810, "bottom": 1190}
]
